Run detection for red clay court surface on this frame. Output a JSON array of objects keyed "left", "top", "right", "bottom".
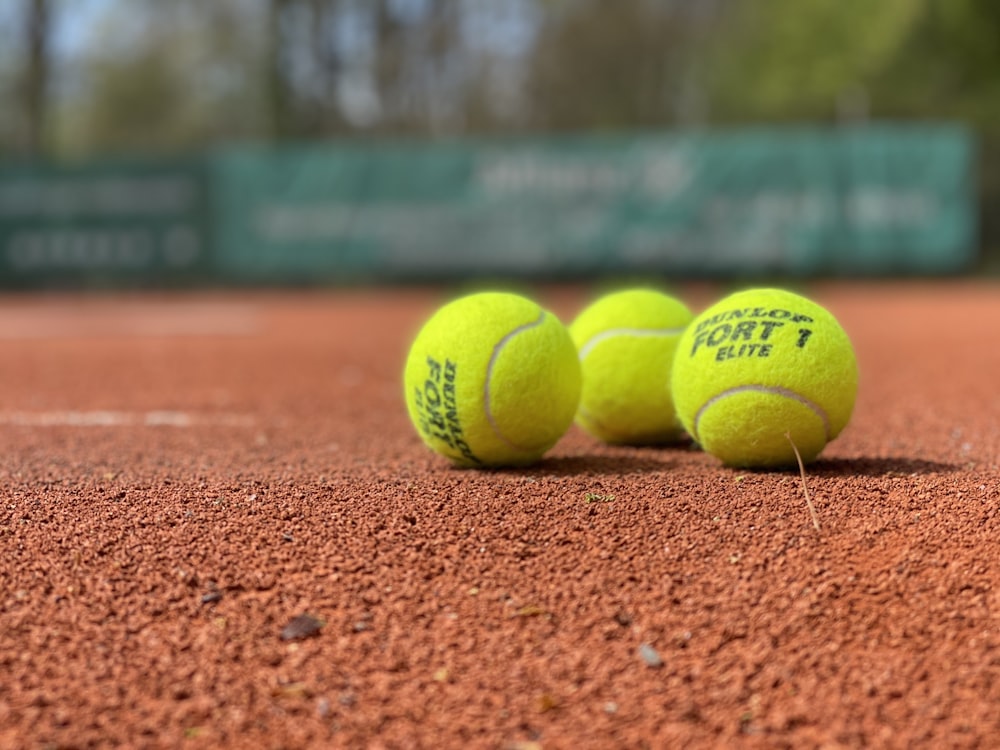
[{"left": 1, "top": 281, "right": 999, "bottom": 749}]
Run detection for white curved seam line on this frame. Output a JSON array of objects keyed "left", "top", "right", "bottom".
[
  {"left": 578, "top": 327, "right": 686, "bottom": 360},
  {"left": 691, "top": 385, "right": 830, "bottom": 443},
  {"left": 484, "top": 311, "right": 547, "bottom": 452}
]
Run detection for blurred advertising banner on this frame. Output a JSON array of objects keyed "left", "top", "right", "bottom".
[
  {"left": 0, "top": 160, "right": 209, "bottom": 288},
  {"left": 210, "top": 126, "right": 975, "bottom": 281},
  {"left": 0, "top": 127, "right": 975, "bottom": 287}
]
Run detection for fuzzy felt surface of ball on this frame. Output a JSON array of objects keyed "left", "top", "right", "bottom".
[
  {"left": 404, "top": 291, "right": 581, "bottom": 467},
  {"left": 671, "top": 288, "right": 857, "bottom": 468},
  {"left": 570, "top": 288, "right": 693, "bottom": 445}
]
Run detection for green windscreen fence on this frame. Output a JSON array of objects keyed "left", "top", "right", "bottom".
[
  {"left": 0, "top": 159, "right": 209, "bottom": 287},
  {"left": 210, "top": 126, "right": 975, "bottom": 281},
  {"left": 0, "top": 126, "right": 976, "bottom": 287}
]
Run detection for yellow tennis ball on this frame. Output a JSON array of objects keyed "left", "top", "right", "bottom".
[
  {"left": 569, "top": 289, "right": 693, "bottom": 444},
  {"left": 671, "top": 288, "right": 858, "bottom": 468},
  {"left": 404, "top": 291, "right": 581, "bottom": 468}
]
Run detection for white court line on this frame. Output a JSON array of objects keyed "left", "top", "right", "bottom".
[
  {"left": 0, "top": 303, "right": 259, "bottom": 339},
  {"left": 0, "top": 410, "right": 256, "bottom": 427}
]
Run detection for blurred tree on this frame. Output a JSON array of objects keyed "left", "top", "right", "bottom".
[
  {"left": 0, "top": 0, "right": 52, "bottom": 157},
  {"left": 0, "top": 11, "right": 20, "bottom": 156},
  {"left": 267, "top": 0, "right": 293, "bottom": 139},
  {"left": 868, "top": 0, "right": 1000, "bottom": 130},
  {"left": 372, "top": 0, "right": 464, "bottom": 133},
  {"left": 935, "top": 0, "right": 1000, "bottom": 94},
  {"left": 27, "top": 0, "right": 1000, "bottom": 156},
  {"left": 708, "top": 0, "right": 1000, "bottom": 129},
  {"left": 707, "top": 0, "right": 921, "bottom": 123},
  {"left": 55, "top": 0, "right": 271, "bottom": 156},
  {"left": 525, "top": 0, "right": 723, "bottom": 131},
  {"left": 267, "top": 0, "right": 351, "bottom": 138},
  {"left": 33, "top": 0, "right": 739, "bottom": 154},
  {"left": 24, "top": 0, "right": 50, "bottom": 156},
  {"left": 265, "top": 0, "right": 525, "bottom": 136}
]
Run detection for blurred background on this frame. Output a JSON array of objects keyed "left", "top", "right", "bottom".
[{"left": 0, "top": 0, "right": 993, "bottom": 287}]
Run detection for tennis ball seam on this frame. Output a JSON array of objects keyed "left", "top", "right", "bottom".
[
  {"left": 577, "top": 326, "right": 687, "bottom": 360},
  {"left": 692, "top": 384, "right": 831, "bottom": 444},
  {"left": 484, "top": 309, "right": 547, "bottom": 453}
]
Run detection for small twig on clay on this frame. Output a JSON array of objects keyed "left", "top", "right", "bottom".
[{"left": 786, "top": 432, "right": 820, "bottom": 532}]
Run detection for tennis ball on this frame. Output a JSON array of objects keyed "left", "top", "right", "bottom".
[
  {"left": 671, "top": 288, "right": 857, "bottom": 468},
  {"left": 569, "top": 289, "right": 693, "bottom": 444},
  {"left": 404, "top": 291, "right": 581, "bottom": 468}
]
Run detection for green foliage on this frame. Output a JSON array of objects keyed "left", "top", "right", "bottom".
[
  {"left": 54, "top": 0, "right": 272, "bottom": 157},
  {"left": 709, "top": 0, "right": 922, "bottom": 121},
  {"left": 707, "top": 0, "right": 1000, "bottom": 133},
  {"left": 526, "top": 0, "right": 712, "bottom": 130},
  {"left": 937, "top": 0, "right": 1000, "bottom": 81},
  {"left": 869, "top": 0, "right": 1000, "bottom": 133},
  {"left": 6, "top": 0, "right": 1000, "bottom": 156}
]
